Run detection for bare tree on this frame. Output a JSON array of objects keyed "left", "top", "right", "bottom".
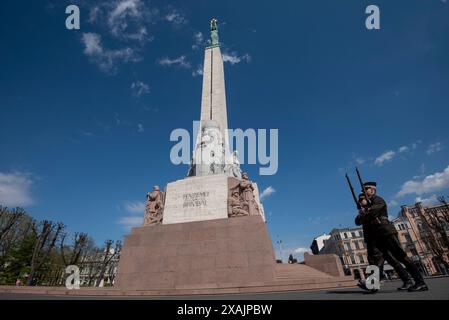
[
  {"left": 0, "top": 207, "right": 25, "bottom": 253},
  {"left": 60, "top": 232, "right": 89, "bottom": 266},
  {"left": 95, "top": 240, "right": 121, "bottom": 287},
  {"left": 417, "top": 199, "right": 449, "bottom": 271},
  {"left": 27, "top": 221, "right": 65, "bottom": 286}
]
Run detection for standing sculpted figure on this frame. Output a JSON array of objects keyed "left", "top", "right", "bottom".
[
  {"left": 143, "top": 185, "right": 165, "bottom": 225},
  {"left": 226, "top": 150, "right": 242, "bottom": 180},
  {"left": 239, "top": 172, "right": 259, "bottom": 216},
  {"left": 228, "top": 190, "right": 249, "bottom": 217}
]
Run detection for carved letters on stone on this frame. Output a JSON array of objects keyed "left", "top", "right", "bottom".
[
  {"left": 143, "top": 186, "right": 165, "bottom": 226},
  {"left": 183, "top": 192, "right": 209, "bottom": 208}
]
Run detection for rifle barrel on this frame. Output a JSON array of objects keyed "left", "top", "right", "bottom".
[
  {"left": 356, "top": 167, "right": 370, "bottom": 207},
  {"left": 345, "top": 173, "right": 361, "bottom": 209}
]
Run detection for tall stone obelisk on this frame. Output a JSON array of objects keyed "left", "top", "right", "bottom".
[
  {"left": 198, "top": 19, "right": 228, "bottom": 146},
  {"left": 188, "top": 18, "right": 238, "bottom": 178}
]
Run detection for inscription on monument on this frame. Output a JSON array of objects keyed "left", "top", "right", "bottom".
[
  {"left": 183, "top": 192, "right": 210, "bottom": 208},
  {"left": 163, "top": 174, "right": 229, "bottom": 224}
]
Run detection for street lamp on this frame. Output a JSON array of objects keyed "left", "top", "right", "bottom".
[{"left": 276, "top": 236, "right": 284, "bottom": 263}]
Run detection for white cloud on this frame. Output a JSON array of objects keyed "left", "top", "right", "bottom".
[
  {"left": 192, "top": 64, "right": 203, "bottom": 77},
  {"left": 109, "top": 0, "right": 141, "bottom": 23},
  {"left": 117, "top": 199, "right": 146, "bottom": 229},
  {"left": 192, "top": 32, "right": 204, "bottom": 50},
  {"left": 388, "top": 200, "right": 399, "bottom": 207},
  {"left": 355, "top": 157, "right": 366, "bottom": 165},
  {"left": 81, "top": 131, "right": 93, "bottom": 137},
  {"left": 83, "top": 32, "right": 103, "bottom": 55},
  {"left": 415, "top": 194, "right": 439, "bottom": 206},
  {"left": 116, "top": 216, "right": 143, "bottom": 229},
  {"left": 260, "top": 186, "right": 276, "bottom": 200},
  {"left": 412, "top": 140, "right": 422, "bottom": 150},
  {"left": 397, "top": 164, "right": 449, "bottom": 197},
  {"left": 398, "top": 146, "right": 409, "bottom": 153},
  {"left": 137, "top": 123, "right": 144, "bottom": 132},
  {"left": 371, "top": 142, "right": 420, "bottom": 166},
  {"left": 158, "top": 55, "right": 191, "bottom": 69},
  {"left": 88, "top": 6, "right": 101, "bottom": 23},
  {"left": 131, "top": 81, "right": 150, "bottom": 97},
  {"left": 123, "top": 201, "right": 145, "bottom": 213},
  {"left": 0, "top": 171, "right": 34, "bottom": 207},
  {"left": 165, "top": 9, "right": 187, "bottom": 25},
  {"left": 293, "top": 247, "right": 311, "bottom": 254},
  {"left": 374, "top": 150, "right": 396, "bottom": 166},
  {"left": 222, "top": 52, "right": 251, "bottom": 65},
  {"left": 107, "top": 0, "right": 154, "bottom": 43},
  {"left": 427, "top": 142, "right": 443, "bottom": 155},
  {"left": 85, "top": 0, "right": 159, "bottom": 46},
  {"left": 81, "top": 32, "right": 141, "bottom": 73}
]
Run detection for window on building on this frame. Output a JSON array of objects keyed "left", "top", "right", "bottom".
[
  {"left": 344, "top": 242, "right": 350, "bottom": 251},
  {"left": 404, "top": 234, "right": 412, "bottom": 243},
  {"left": 343, "top": 233, "right": 348, "bottom": 239},
  {"left": 358, "top": 254, "right": 365, "bottom": 264},
  {"left": 350, "top": 255, "right": 356, "bottom": 265},
  {"left": 359, "top": 231, "right": 364, "bottom": 238},
  {"left": 351, "top": 232, "right": 357, "bottom": 238},
  {"left": 354, "top": 241, "right": 360, "bottom": 250},
  {"left": 359, "top": 240, "right": 364, "bottom": 249}
]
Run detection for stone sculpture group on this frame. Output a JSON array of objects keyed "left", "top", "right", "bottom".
[{"left": 143, "top": 171, "right": 260, "bottom": 226}]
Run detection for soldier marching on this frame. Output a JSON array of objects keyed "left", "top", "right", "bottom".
[{"left": 346, "top": 169, "right": 428, "bottom": 292}]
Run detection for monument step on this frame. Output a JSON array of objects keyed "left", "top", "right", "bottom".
[
  {"left": 0, "top": 277, "right": 357, "bottom": 297},
  {"left": 275, "top": 264, "right": 334, "bottom": 279}
]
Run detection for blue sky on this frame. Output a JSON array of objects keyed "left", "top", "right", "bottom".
[{"left": 1, "top": 0, "right": 448, "bottom": 260}]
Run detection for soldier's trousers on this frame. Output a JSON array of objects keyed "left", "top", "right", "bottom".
[
  {"left": 375, "top": 234, "right": 424, "bottom": 284},
  {"left": 367, "top": 242, "right": 411, "bottom": 283}
]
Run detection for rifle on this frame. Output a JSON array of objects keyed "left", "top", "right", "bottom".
[
  {"left": 345, "top": 173, "right": 361, "bottom": 210},
  {"left": 356, "top": 167, "right": 371, "bottom": 207}
]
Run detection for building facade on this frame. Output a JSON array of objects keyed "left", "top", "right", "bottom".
[
  {"left": 310, "top": 233, "right": 331, "bottom": 255},
  {"left": 399, "top": 202, "right": 449, "bottom": 276},
  {"left": 319, "top": 227, "right": 368, "bottom": 279}
]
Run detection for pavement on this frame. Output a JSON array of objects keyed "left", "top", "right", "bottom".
[{"left": 0, "top": 277, "right": 448, "bottom": 300}]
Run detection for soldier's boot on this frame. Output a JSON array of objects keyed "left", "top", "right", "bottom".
[
  {"left": 408, "top": 282, "right": 429, "bottom": 292},
  {"left": 357, "top": 279, "right": 378, "bottom": 294},
  {"left": 357, "top": 279, "right": 369, "bottom": 291},
  {"left": 397, "top": 280, "right": 413, "bottom": 291}
]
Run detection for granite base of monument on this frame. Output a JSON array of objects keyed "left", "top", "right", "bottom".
[
  {"left": 113, "top": 215, "right": 355, "bottom": 293},
  {"left": 115, "top": 215, "right": 276, "bottom": 290}
]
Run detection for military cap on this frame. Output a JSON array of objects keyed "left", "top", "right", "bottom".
[{"left": 363, "top": 181, "right": 377, "bottom": 188}]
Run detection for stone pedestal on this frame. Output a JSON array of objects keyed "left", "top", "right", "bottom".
[
  {"left": 163, "top": 174, "right": 229, "bottom": 225},
  {"left": 303, "top": 252, "right": 346, "bottom": 277},
  {"left": 115, "top": 215, "right": 276, "bottom": 290}
]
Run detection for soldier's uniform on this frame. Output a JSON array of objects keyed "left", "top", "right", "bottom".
[
  {"left": 361, "top": 182, "right": 428, "bottom": 292},
  {"left": 355, "top": 193, "right": 412, "bottom": 289}
]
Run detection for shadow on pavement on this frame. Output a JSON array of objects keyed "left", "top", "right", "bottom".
[{"left": 326, "top": 289, "right": 398, "bottom": 295}]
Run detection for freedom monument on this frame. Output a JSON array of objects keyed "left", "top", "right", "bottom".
[
  {"left": 113, "top": 19, "right": 354, "bottom": 294},
  {"left": 0, "top": 20, "right": 354, "bottom": 297}
]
